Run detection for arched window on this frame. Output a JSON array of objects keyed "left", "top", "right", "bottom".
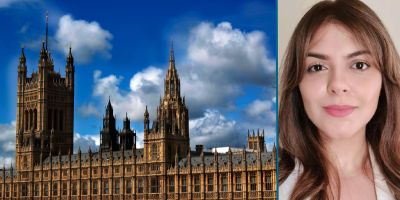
[
  {"left": 103, "top": 181, "right": 109, "bottom": 194},
  {"left": 82, "top": 182, "right": 88, "bottom": 195},
  {"left": 114, "top": 180, "right": 120, "bottom": 194},
  {"left": 52, "top": 183, "right": 58, "bottom": 196},
  {"left": 29, "top": 109, "right": 33, "bottom": 130},
  {"left": 92, "top": 181, "right": 98, "bottom": 195},
  {"left": 34, "top": 109, "right": 37, "bottom": 130},
  {"left": 151, "top": 144, "right": 158, "bottom": 160},
  {"left": 23, "top": 156, "right": 28, "bottom": 168},
  {"left": 126, "top": 180, "right": 132, "bottom": 194},
  {"left": 170, "top": 82, "right": 174, "bottom": 96},
  {"left": 24, "top": 110, "right": 28, "bottom": 130}
]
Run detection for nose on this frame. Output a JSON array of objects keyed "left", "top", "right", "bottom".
[{"left": 327, "top": 69, "right": 349, "bottom": 95}]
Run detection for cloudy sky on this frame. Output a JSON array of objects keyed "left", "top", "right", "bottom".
[{"left": 0, "top": 0, "right": 276, "bottom": 166}]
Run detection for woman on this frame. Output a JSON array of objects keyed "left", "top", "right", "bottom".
[{"left": 279, "top": 0, "right": 400, "bottom": 199}]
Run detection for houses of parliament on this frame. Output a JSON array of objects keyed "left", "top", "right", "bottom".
[{"left": 0, "top": 17, "right": 276, "bottom": 200}]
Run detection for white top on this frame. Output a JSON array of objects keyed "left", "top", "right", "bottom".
[{"left": 279, "top": 146, "right": 395, "bottom": 200}]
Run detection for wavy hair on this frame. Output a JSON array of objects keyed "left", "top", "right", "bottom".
[{"left": 279, "top": 0, "right": 400, "bottom": 199}]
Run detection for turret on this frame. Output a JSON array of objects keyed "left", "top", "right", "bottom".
[
  {"left": 144, "top": 105, "right": 149, "bottom": 132},
  {"left": 164, "top": 43, "right": 181, "bottom": 99},
  {"left": 65, "top": 47, "right": 75, "bottom": 90},
  {"left": 38, "top": 42, "right": 47, "bottom": 81},
  {"left": 18, "top": 47, "right": 27, "bottom": 82},
  {"left": 100, "top": 99, "right": 119, "bottom": 151},
  {"left": 120, "top": 113, "right": 135, "bottom": 150}
]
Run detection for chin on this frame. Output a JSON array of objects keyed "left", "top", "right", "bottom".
[{"left": 317, "top": 125, "right": 364, "bottom": 141}]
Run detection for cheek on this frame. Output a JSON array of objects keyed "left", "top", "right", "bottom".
[
  {"left": 299, "top": 76, "right": 325, "bottom": 105},
  {"left": 299, "top": 79, "right": 319, "bottom": 117},
  {"left": 355, "top": 73, "right": 382, "bottom": 104}
]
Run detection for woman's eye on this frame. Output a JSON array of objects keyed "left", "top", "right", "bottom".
[
  {"left": 352, "top": 62, "right": 370, "bottom": 70},
  {"left": 307, "top": 64, "right": 326, "bottom": 72}
]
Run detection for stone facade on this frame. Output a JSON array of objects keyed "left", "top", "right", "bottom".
[{"left": 0, "top": 18, "right": 276, "bottom": 200}]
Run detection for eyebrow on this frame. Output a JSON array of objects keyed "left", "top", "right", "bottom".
[
  {"left": 346, "top": 50, "right": 371, "bottom": 58},
  {"left": 307, "top": 50, "right": 371, "bottom": 60}
]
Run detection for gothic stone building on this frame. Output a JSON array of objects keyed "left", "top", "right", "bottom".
[{"left": 0, "top": 24, "right": 276, "bottom": 200}]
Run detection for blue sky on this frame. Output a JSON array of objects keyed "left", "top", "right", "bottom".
[{"left": 0, "top": 0, "right": 276, "bottom": 165}]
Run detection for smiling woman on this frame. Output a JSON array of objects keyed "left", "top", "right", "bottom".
[{"left": 278, "top": 0, "right": 400, "bottom": 199}]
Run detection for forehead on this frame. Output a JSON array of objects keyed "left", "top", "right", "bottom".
[{"left": 308, "top": 22, "right": 366, "bottom": 54}]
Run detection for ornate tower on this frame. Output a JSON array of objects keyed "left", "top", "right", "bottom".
[
  {"left": 247, "top": 129, "right": 265, "bottom": 152},
  {"left": 120, "top": 113, "right": 136, "bottom": 150},
  {"left": 100, "top": 99, "right": 119, "bottom": 151},
  {"left": 15, "top": 13, "right": 74, "bottom": 171},
  {"left": 144, "top": 44, "right": 190, "bottom": 166}
]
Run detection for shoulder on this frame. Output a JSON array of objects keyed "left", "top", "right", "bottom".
[
  {"left": 279, "top": 159, "right": 308, "bottom": 200},
  {"left": 369, "top": 145, "right": 396, "bottom": 200}
]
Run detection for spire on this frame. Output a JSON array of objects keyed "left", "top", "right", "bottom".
[
  {"left": 169, "top": 40, "right": 174, "bottom": 62},
  {"left": 19, "top": 47, "right": 26, "bottom": 64},
  {"left": 165, "top": 42, "right": 180, "bottom": 98},
  {"left": 106, "top": 97, "right": 113, "bottom": 115},
  {"left": 40, "top": 41, "right": 46, "bottom": 59},
  {"left": 168, "top": 41, "right": 176, "bottom": 73},
  {"left": 123, "top": 112, "right": 130, "bottom": 130},
  {"left": 273, "top": 142, "right": 276, "bottom": 152},
  {"left": 144, "top": 105, "right": 149, "bottom": 131},
  {"left": 45, "top": 11, "right": 48, "bottom": 51},
  {"left": 67, "top": 46, "right": 74, "bottom": 64},
  {"left": 145, "top": 105, "right": 149, "bottom": 116}
]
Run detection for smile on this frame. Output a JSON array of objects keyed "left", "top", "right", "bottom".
[{"left": 322, "top": 105, "right": 357, "bottom": 117}]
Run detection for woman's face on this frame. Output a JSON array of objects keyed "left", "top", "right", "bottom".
[{"left": 299, "top": 22, "right": 382, "bottom": 141}]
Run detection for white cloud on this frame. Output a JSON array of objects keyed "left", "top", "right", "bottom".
[
  {"left": 56, "top": 15, "right": 113, "bottom": 64},
  {"left": 189, "top": 109, "right": 243, "bottom": 148},
  {"left": 130, "top": 66, "right": 163, "bottom": 92},
  {"left": 73, "top": 132, "right": 99, "bottom": 153},
  {"left": 136, "top": 131, "right": 144, "bottom": 148},
  {"left": 189, "top": 109, "right": 275, "bottom": 150},
  {"left": 91, "top": 69, "right": 159, "bottom": 121},
  {"left": 180, "top": 21, "right": 275, "bottom": 117},
  {"left": 0, "top": 121, "right": 16, "bottom": 166},
  {"left": 245, "top": 97, "right": 276, "bottom": 124},
  {"left": 246, "top": 99, "right": 273, "bottom": 117}
]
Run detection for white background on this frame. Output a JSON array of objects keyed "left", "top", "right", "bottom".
[{"left": 278, "top": 0, "right": 400, "bottom": 66}]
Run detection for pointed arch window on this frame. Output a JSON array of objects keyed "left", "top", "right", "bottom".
[
  {"left": 29, "top": 109, "right": 33, "bottom": 130},
  {"left": 170, "top": 82, "right": 175, "bottom": 96},
  {"left": 34, "top": 109, "right": 37, "bottom": 130},
  {"left": 24, "top": 110, "right": 28, "bottom": 130},
  {"left": 23, "top": 156, "right": 28, "bottom": 168},
  {"left": 152, "top": 144, "right": 158, "bottom": 160}
]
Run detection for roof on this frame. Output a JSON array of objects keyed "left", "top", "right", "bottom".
[
  {"left": 41, "top": 148, "right": 144, "bottom": 164},
  {"left": 178, "top": 151, "right": 273, "bottom": 168}
]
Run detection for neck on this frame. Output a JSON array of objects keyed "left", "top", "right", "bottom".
[{"left": 322, "top": 128, "right": 369, "bottom": 178}]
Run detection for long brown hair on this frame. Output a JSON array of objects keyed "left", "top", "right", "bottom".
[{"left": 279, "top": 0, "right": 400, "bottom": 199}]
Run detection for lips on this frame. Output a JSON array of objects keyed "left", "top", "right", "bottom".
[{"left": 323, "top": 105, "right": 357, "bottom": 117}]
